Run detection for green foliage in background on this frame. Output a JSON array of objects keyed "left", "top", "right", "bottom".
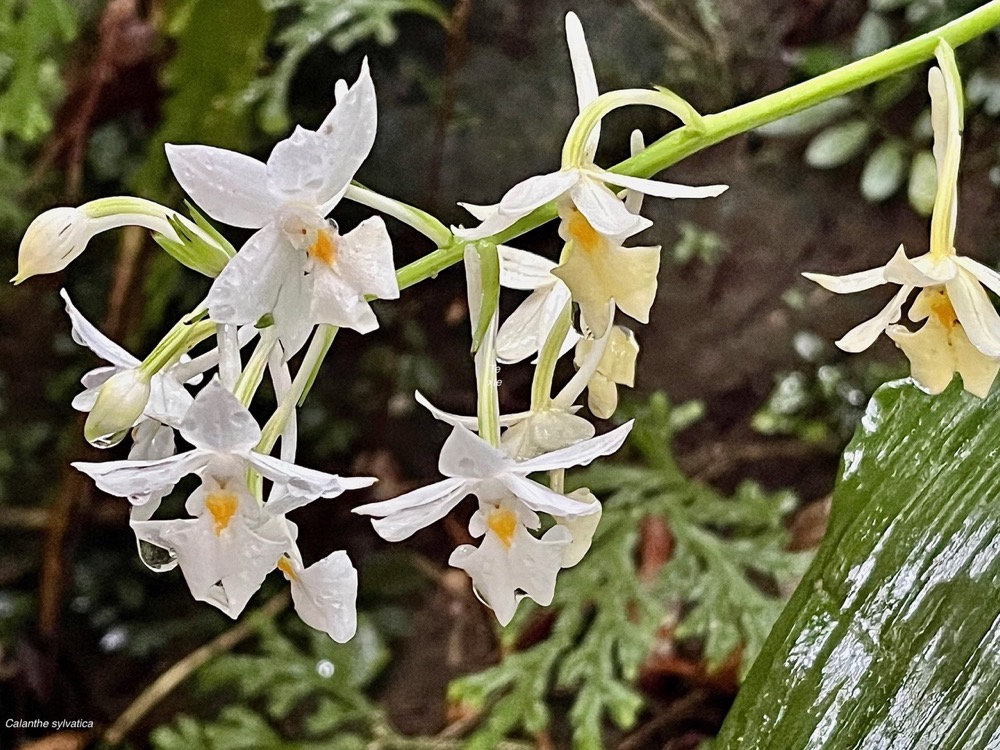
[
  {"left": 717, "top": 377, "right": 1000, "bottom": 749},
  {"left": 151, "top": 614, "right": 391, "bottom": 750},
  {"left": 758, "top": 0, "right": 1000, "bottom": 212},
  {"left": 247, "top": 0, "right": 448, "bottom": 134},
  {"left": 448, "top": 394, "right": 811, "bottom": 750}
]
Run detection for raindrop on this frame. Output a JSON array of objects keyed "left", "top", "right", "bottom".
[{"left": 316, "top": 659, "right": 335, "bottom": 678}]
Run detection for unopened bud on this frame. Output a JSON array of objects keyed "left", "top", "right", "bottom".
[
  {"left": 85, "top": 368, "right": 152, "bottom": 448},
  {"left": 13, "top": 207, "right": 92, "bottom": 284}
]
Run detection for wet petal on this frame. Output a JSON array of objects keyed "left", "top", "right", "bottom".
[
  {"left": 165, "top": 144, "right": 272, "bottom": 229},
  {"left": 336, "top": 216, "right": 399, "bottom": 300},
  {"left": 438, "top": 425, "right": 510, "bottom": 478},
  {"left": 310, "top": 266, "right": 379, "bottom": 334},
  {"left": 73, "top": 450, "right": 210, "bottom": 501},
  {"left": 290, "top": 550, "right": 358, "bottom": 642},
  {"left": 514, "top": 419, "right": 633, "bottom": 473},
  {"left": 180, "top": 379, "right": 261, "bottom": 452},
  {"left": 207, "top": 223, "right": 295, "bottom": 325},
  {"left": 60, "top": 289, "right": 138, "bottom": 368},
  {"left": 500, "top": 474, "right": 602, "bottom": 517},
  {"left": 247, "top": 451, "right": 374, "bottom": 511},
  {"left": 353, "top": 477, "right": 471, "bottom": 542},
  {"left": 499, "top": 171, "right": 578, "bottom": 217}
]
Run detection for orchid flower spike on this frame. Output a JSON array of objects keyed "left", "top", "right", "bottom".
[
  {"left": 166, "top": 59, "right": 399, "bottom": 356},
  {"left": 803, "top": 41, "right": 1000, "bottom": 398},
  {"left": 74, "top": 380, "right": 375, "bottom": 622},
  {"left": 453, "top": 12, "right": 726, "bottom": 244}
]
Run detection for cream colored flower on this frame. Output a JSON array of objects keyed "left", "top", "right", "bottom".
[{"left": 574, "top": 326, "right": 638, "bottom": 418}]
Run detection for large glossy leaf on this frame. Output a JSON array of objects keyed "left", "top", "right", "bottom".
[{"left": 717, "top": 378, "right": 1000, "bottom": 749}]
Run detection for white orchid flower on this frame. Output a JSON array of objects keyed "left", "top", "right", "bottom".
[
  {"left": 352, "top": 394, "right": 632, "bottom": 542},
  {"left": 453, "top": 12, "right": 725, "bottom": 244},
  {"left": 276, "top": 547, "right": 359, "bottom": 643},
  {"left": 166, "top": 60, "right": 398, "bottom": 355},
  {"left": 449, "top": 496, "right": 572, "bottom": 626},
  {"left": 803, "top": 42, "right": 1000, "bottom": 397},
  {"left": 75, "top": 380, "right": 374, "bottom": 617},
  {"left": 62, "top": 290, "right": 195, "bottom": 448},
  {"left": 491, "top": 244, "right": 580, "bottom": 364}
]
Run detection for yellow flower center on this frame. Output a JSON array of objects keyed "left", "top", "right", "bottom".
[
  {"left": 930, "top": 289, "right": 958, "bottom": 331},
  {"left": 487, "top": 507, "right": 518, "bottom": 549},
  {"left": 567, "top": 210, "right": 601, "bottom": 254},
  {"left": 205, "top": 490, "right": 239, "bottom": 536},
  {"left": 276, "top": 556, "right": 298, "bottom": 581},
  {"left": 308, "top": 230, "right": 337, "bottom": 266}
]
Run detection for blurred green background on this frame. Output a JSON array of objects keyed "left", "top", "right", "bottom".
[{"left": 1, "top": 1, "right": 998, "bottom": 748}]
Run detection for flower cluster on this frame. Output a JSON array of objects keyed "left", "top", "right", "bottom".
[
  {"left": 18, "top": 14, "right": 988, "bottom": 640},
  {"left": 805, "top": 42, "right": 1000, "bottom": 399}
]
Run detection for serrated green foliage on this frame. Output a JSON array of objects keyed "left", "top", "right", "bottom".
[
  {"left": 248, "top": 0, "right": 448, "bottom": 134},
  {"left": 131, "top": 0, "right": 273, "bottom": 196},
  {"left": 0, "top": 0, "right": 77, "bottom": 143},
  {"left": 449, "top": 393, "right": 809, "bottom": 750},
  {"left": 149, "top": 615, "right": 389, "bottom": 750},
  {"left": 717, "top": 378, "right": 1000, "bottom": 748}
]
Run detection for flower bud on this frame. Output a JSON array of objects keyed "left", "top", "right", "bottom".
[
  {"left": 13, "top": 207, "right": 92, "bottom": 284},
  {"left": 84, "top": 368, "right": 152, "bottom": 448}
]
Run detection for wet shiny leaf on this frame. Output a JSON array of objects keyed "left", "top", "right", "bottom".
[{"left": 717, "top": 378, "right": 1000, "bottom": 749}]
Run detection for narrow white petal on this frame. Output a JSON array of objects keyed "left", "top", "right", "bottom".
[
  {"left": 272, "top": 263, "right": 316, "bottom": 357},
  {"left": 498, "top": 246, "right": 557, "bottom": 290},
  {"left": 500, "top": 474, "right": 602, "bottom": 518},
  {"left": 835, "top": 285, "right": 913, "bottom": 353},
  {"left": 290, "top": 551, "right": 358, "bottom": 642},
  {"left": 947, "top": 269, "right": 1000, "bottom": 357},
  {"left": 145, "top": 374, "right": 194, "bottom": 427},
  {"left": 513, "top": 419, "right": 633, "bottom": 473},
  {"left": 459, "top": 202, "right": 498, "bottom": 222},
  {"left": 452, "top": 209, "right": 521, "bottom": 241},
  {"left": 180, "top": 380, "right": 261, "bottom": 452},
  {"left": 571, "top": 176, "right": 649, "bottom": 237},
  {"left": 73, "top": 450, "right": 209, "bottom": 500},
  {"left": 414, "top": 391, "right": 529, "bottom": 430},
  {"left": 336, "top": 216, "right": 399, "bottom": 300},
  {"left": 565, "top": 11, "right": 600, "bottom": 160},
  {"left": 954, "top": 256, "right": 1000, "bottom": 298},
  {"left": 353, "top": 478, "right": 472, "bottom": 542},
  {"left": 499, "top": 171, "right": 578, "bottom": 216},
  {"left": 247, "top": 451, "right": 375, "bottom": 510},
  {"left": 165, "top": 144, "right": 272, "bottom": 229},
  {"left": 593, "top": 169, "right": 728, "bottom": 200},
  {"left": 802, "top": 267, "right": 886, "bottom": 294},
  {"left": 60, "top": 290, "right": 138, "bottom": 368},
  {"left": 206, "top": 223, "right": 293, "bottom": 326},
  {"left": 496, "top": 288, "right": 555, "bottom": 364}
]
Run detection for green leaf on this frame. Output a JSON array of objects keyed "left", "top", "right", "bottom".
[
  {"left": 860, "top": 139, "right": 907, "bottom": 202},
  {"left": 131, "top": 0, "right": 273, "bottom": 196},
  {"left": 908, "top": 149, "right": 937, "bottom": 216},
  {"left": 805, "top": 120, "right": 873, "bottom": 169},
  {"left": 716, "top": 378, "right": 1000, "bottom": 749}
]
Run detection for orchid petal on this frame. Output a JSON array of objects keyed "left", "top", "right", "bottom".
[
  {"left": 498, "top": 246, "right": 557, "bottom": 290},
  {"left": 802, "top": 266, "right": 887, "bottom": 294},
  {"left": 165, "top": 144, "right": 272, "bottom": 229},
  {"left": 73, "top": 449, "right": 210, "bottom": 500},
  {"left": 514, "top": 419, "right": 633, "bottom": 473},
  {"left": 272, "top": 262, "right": 315, "bottom": 357},
  {"left": 310, "top": 266, "right": 379, "bottom": 334},
  {"left": 593, "top": 169, "right": 728, "bottom": 200},
  {"left": 247, "top": 451, "right": 374, "bottom": 509},
  {"left": 954, "top": 256, "right": 1000, "bottom": 298},
  {"left": 499, "top": 171, "right": 578, "bottom": 217},
  {"left": 206, "top": 223, "right": 293, "bottom": 325},
  {"left": 438, "top": 425, "right": 510, "bottom": 478},
  {"left": 500, "top": 474, "right": 602, "bottom": 517},
  {"left": 60, "top": 290, "right": 138, "bottom": 368},
  {"left": 353, "top": 477, "right": 471, "bottom": 542},
  {"left": 883, "top": 246, "right": 955, "bottom": 286},
  {"left": 290, "top": 551, "right": 358, "bottom": 642},
  {"left": 947, "top": 269, "right": 1000, "bottom": 357},
  {"left": 180, "top": 380, "right": 261, "bottom": 452},
  {"left": 565, "top": 11, "right": 600, "bottom": 161},
  {"left": 835, "top": 284, "right": 913, "bottom": 353},
  {"left": 335, "top": 216, "right": 399, "bottom": 300},
  {"left": 570, "top": 175, "right": 649, "bottom": 237}
]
